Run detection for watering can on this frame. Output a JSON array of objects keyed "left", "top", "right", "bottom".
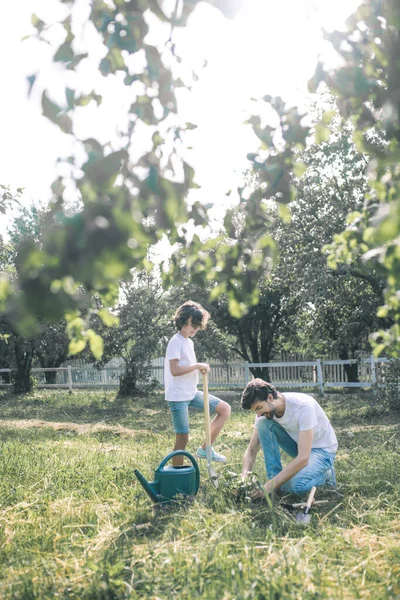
[{"left": 134, "top": 451, "right": 200, "bottom": 503}]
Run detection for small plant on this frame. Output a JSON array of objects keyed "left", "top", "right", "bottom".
[{"left": 221, "top": 469, "right": 265, "bottom": 504}]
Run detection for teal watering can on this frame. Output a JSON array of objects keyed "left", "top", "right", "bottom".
[{"left": 134, "top": 451, "right": 200, "bottom": 503}]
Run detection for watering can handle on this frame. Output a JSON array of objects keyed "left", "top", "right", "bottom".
[{"left": 157, "top": 451, "right": 200, "bottom": 493}]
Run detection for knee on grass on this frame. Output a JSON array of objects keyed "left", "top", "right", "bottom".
[{"left": 280, "top": 478, "right": 314, "bottom": 496}]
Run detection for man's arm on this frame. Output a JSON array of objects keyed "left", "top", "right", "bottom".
[
  {"left": 241, "top": 428, "right": 261, "bottom": 479},
  {"left": 262, "top": 429, "right": 313, "bottom": 494},
  {"left": 169, "top": 359, "right": 209, "bottom": 377}
]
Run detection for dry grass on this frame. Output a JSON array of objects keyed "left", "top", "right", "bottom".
[{"left": 0, "top": 389, "right": 398, "bottom": 599}]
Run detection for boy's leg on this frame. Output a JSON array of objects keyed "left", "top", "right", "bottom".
[
  {"left": 168, "top": 401, "right": 190, "bottom": 466},
  {"left": 210, "top": 394, "right": 231, "bottom": 445},
  {"left": 256, "top": 417, "right": 298, "bottom": 480},
  {"left": 191, "top": 392, "right": 231, "bottom": 461},
  {"left": 279, "top": 449, "right": 336, "bottom": 495}
]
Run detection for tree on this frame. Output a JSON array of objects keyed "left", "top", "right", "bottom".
[
  {"left": 96, "top": 270, "right": 171, "bottom": 396},
  {"left": 274, "top": 118, "right": 388, "bottom": 379},
  {"left": 1, "top": 206, "right": 72, "bottom": 390},
  {"left": 211, "top": 277, "right": 299, "bottom": 381},
  {"left": 33, "top": 321, "right": 70, "bottom": 384}
]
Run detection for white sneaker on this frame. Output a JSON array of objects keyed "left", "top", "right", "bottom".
[{"left": 196, "top": 447, "right": 227, "bottom": 463}]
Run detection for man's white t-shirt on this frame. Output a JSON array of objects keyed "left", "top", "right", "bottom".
[
  {"left": 164, "top": 333, "right": 198, "bottom": 402},
  {"left": 256, "top": 392, "right": 338, "bottom": 453}
]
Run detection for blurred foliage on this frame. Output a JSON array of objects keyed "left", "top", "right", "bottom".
[
  {"left": 3, "top": 0, "right": 270, "bottom": 349},
  {"left": 379, "top": 358, "right": 400, "bottom": 411},
  {"left": 2, "top": 0, "right": 399, "bottom": 360},
  {"left": 311, "top": 0, "right": 400, "bottom": 356}
]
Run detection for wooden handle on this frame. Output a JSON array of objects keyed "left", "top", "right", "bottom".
[
  {"left": 305, "top": 486, "right": 316, "bottom": 511},
  {"left": 202, "top": 371, "right": 211, "bottom": 447}
]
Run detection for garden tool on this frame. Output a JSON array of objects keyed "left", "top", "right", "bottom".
[
  {"left": 134, "top": 450, "right": 200, "bottom": 504},
  {"left": 202, "top": 370, "right": 219, "bottom": 488},
  {"left": 295, "top": 486, "right": 316, "bottom": 525},
  {"left": 281, "top": 499, "right": 328, "bottom": 511}
]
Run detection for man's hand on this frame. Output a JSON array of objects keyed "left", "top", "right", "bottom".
[{"left": 249, "top": 480, "right": 274, "bottom": 500}]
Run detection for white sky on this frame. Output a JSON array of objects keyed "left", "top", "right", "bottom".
[{"left": 0, "top": 0, "right": 361, "bottom": 237}]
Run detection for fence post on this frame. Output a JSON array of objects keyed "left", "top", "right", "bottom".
[
  {"left": 316, "top": 359, "right": 324, "bottom": 396},
  {"left": 67, "top": 366, "right": 73, "bottom": 393},
  {"left": 370, "top": 355, "right": 377, "bottom": 386},
  {"left": 244, "top": 362, "right": 250, "bottom": 386}
]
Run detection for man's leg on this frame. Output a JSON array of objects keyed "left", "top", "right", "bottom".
[
  {"left": 256, "top": 417, "right": 298, "bottom": 479},
  {"left": 280, "top": 448, "right": 336, "bottom": 495}
]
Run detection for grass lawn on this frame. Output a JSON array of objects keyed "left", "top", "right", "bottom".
[{"left": 0, "top": 388, "right": 399, "bottom": 599}]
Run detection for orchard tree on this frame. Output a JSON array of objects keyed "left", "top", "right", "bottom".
[
  {"left": 95, "top": 270, "right": 170, "bottom": 396},
  {"left": 1, "top": 206, "right": 73, "bottom": 390},
  {"left": 276, "top": 117, "right": 387, "bottom": 379},
  {"left": 33, "top": 321, "right": 70, "bottom": 384},
  {"left": 210, "top": 275, "right": 300, "bottom": 381}
]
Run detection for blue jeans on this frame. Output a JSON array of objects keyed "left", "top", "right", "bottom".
[{"left": 256, "top": 417, "right": 336, "bottom": 495}]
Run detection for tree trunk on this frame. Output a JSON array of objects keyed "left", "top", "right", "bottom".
[
  {"left": 44, "top": 370, "right": 57, "bottom": 384},
  {"left": 251, "top": 366, "right": 270, "bottom": 381},
  {"left": 343, "top": 362, "right": 359, "bottom": 383},
  {"left": 339, "top": 347, "right": 359, "bottom": 382},
  {"left": 0, "top": 371, "right": 11, "bottom": 384},
  {"left": 118, "top": 364, "right": 138, "bottom": 397},
  {"left": 13, "top": 345, "right": 34, "bottom": 393}
]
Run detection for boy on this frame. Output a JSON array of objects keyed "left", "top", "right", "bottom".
[
  {"left": 240, "top": 379, "right": 337, "bottom": 498},
  {"left": 164, "top": 301, "right": 231, "bottom": 465}
]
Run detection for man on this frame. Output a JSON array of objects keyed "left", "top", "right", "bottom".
[{"left": 240, "top": 379, "right": 337, "bottom": 498}]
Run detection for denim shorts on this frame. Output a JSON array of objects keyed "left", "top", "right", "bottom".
[{"left": 168, "top": 391, "right": 222, "bottom": 434}]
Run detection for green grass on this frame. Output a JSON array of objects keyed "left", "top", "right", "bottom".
[{"left": 0, "top": 388, "right": 399, "bottom": 599}]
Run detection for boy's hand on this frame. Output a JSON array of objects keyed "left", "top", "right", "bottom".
[{"left": 197, "top": 363, "right": 210, "bottom": 373}]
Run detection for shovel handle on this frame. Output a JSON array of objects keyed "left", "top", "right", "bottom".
[
  {"left": 304, "top": 486, "right": 316, "bottom": 513},
  {"left": 202, "top": 371, "right": 211, "bottom": 447}
]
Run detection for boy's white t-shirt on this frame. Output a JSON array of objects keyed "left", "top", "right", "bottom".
[
  {"left": 256, "top": 392, "right": 338, "bottom": 453},
  {"left": 164, "top": 333, "right": 198, "bottom": 402}
]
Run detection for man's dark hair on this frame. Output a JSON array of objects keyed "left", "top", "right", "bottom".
[
  {"left": 174, "top": 301, "right": 210, "bottom": 331},
  {"left": 241, "top": 378, "right": 278, "bottom": 410}
]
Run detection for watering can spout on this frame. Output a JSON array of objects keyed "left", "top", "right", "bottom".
[{"left": 134, "top": 469, "right": 159, "bottom": 503}]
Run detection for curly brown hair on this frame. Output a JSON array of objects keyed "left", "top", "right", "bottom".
[
  {"left": 241, "top": 378, "right": 278, "bottom": 410},
  {"left": 174, "top": 301, "right": 210, "bottom": 331}
]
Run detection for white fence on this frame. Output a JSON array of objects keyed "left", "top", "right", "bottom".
[{"left": 0, "top": 356, "right": 390, "bottom": 393}]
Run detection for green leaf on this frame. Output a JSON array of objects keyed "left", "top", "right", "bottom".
[
  {"left": 278, "top": 203, "right": 291, "bottom": 224},
  {"left": 31, "top": 14, "right": 45, "bottom": 32},
  {"left": 228, "top": 297, "right": 248, "bottom": 319},
  {"left": 98, "top": 308, "right": 120, "bottom": 327},
  {"left": 26, "top": 74, "right": 37, "bottom": 97},
  {"left": 293, "top": 162, "right": 307, "bottom": 178},
  {"left": 82, "top": 150, "right": 128, "bottom": 187},
  {"left": 54, "top": 43, "right": 74, "bottom": 63},
  {"left": 87, "top": 329, "right": 104, "bottom": 360},
  {"left": 69, "top": 338, "right": 87, "bottom": 356},
  {"left": 315, "top": 123, "right": 330, "bottom": 144},
  {"left": 42, "top": 92, "right": 73, "bottom": 134},
  {"left": 321, "top": 110, "right": 336, "bottom": 125}
]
